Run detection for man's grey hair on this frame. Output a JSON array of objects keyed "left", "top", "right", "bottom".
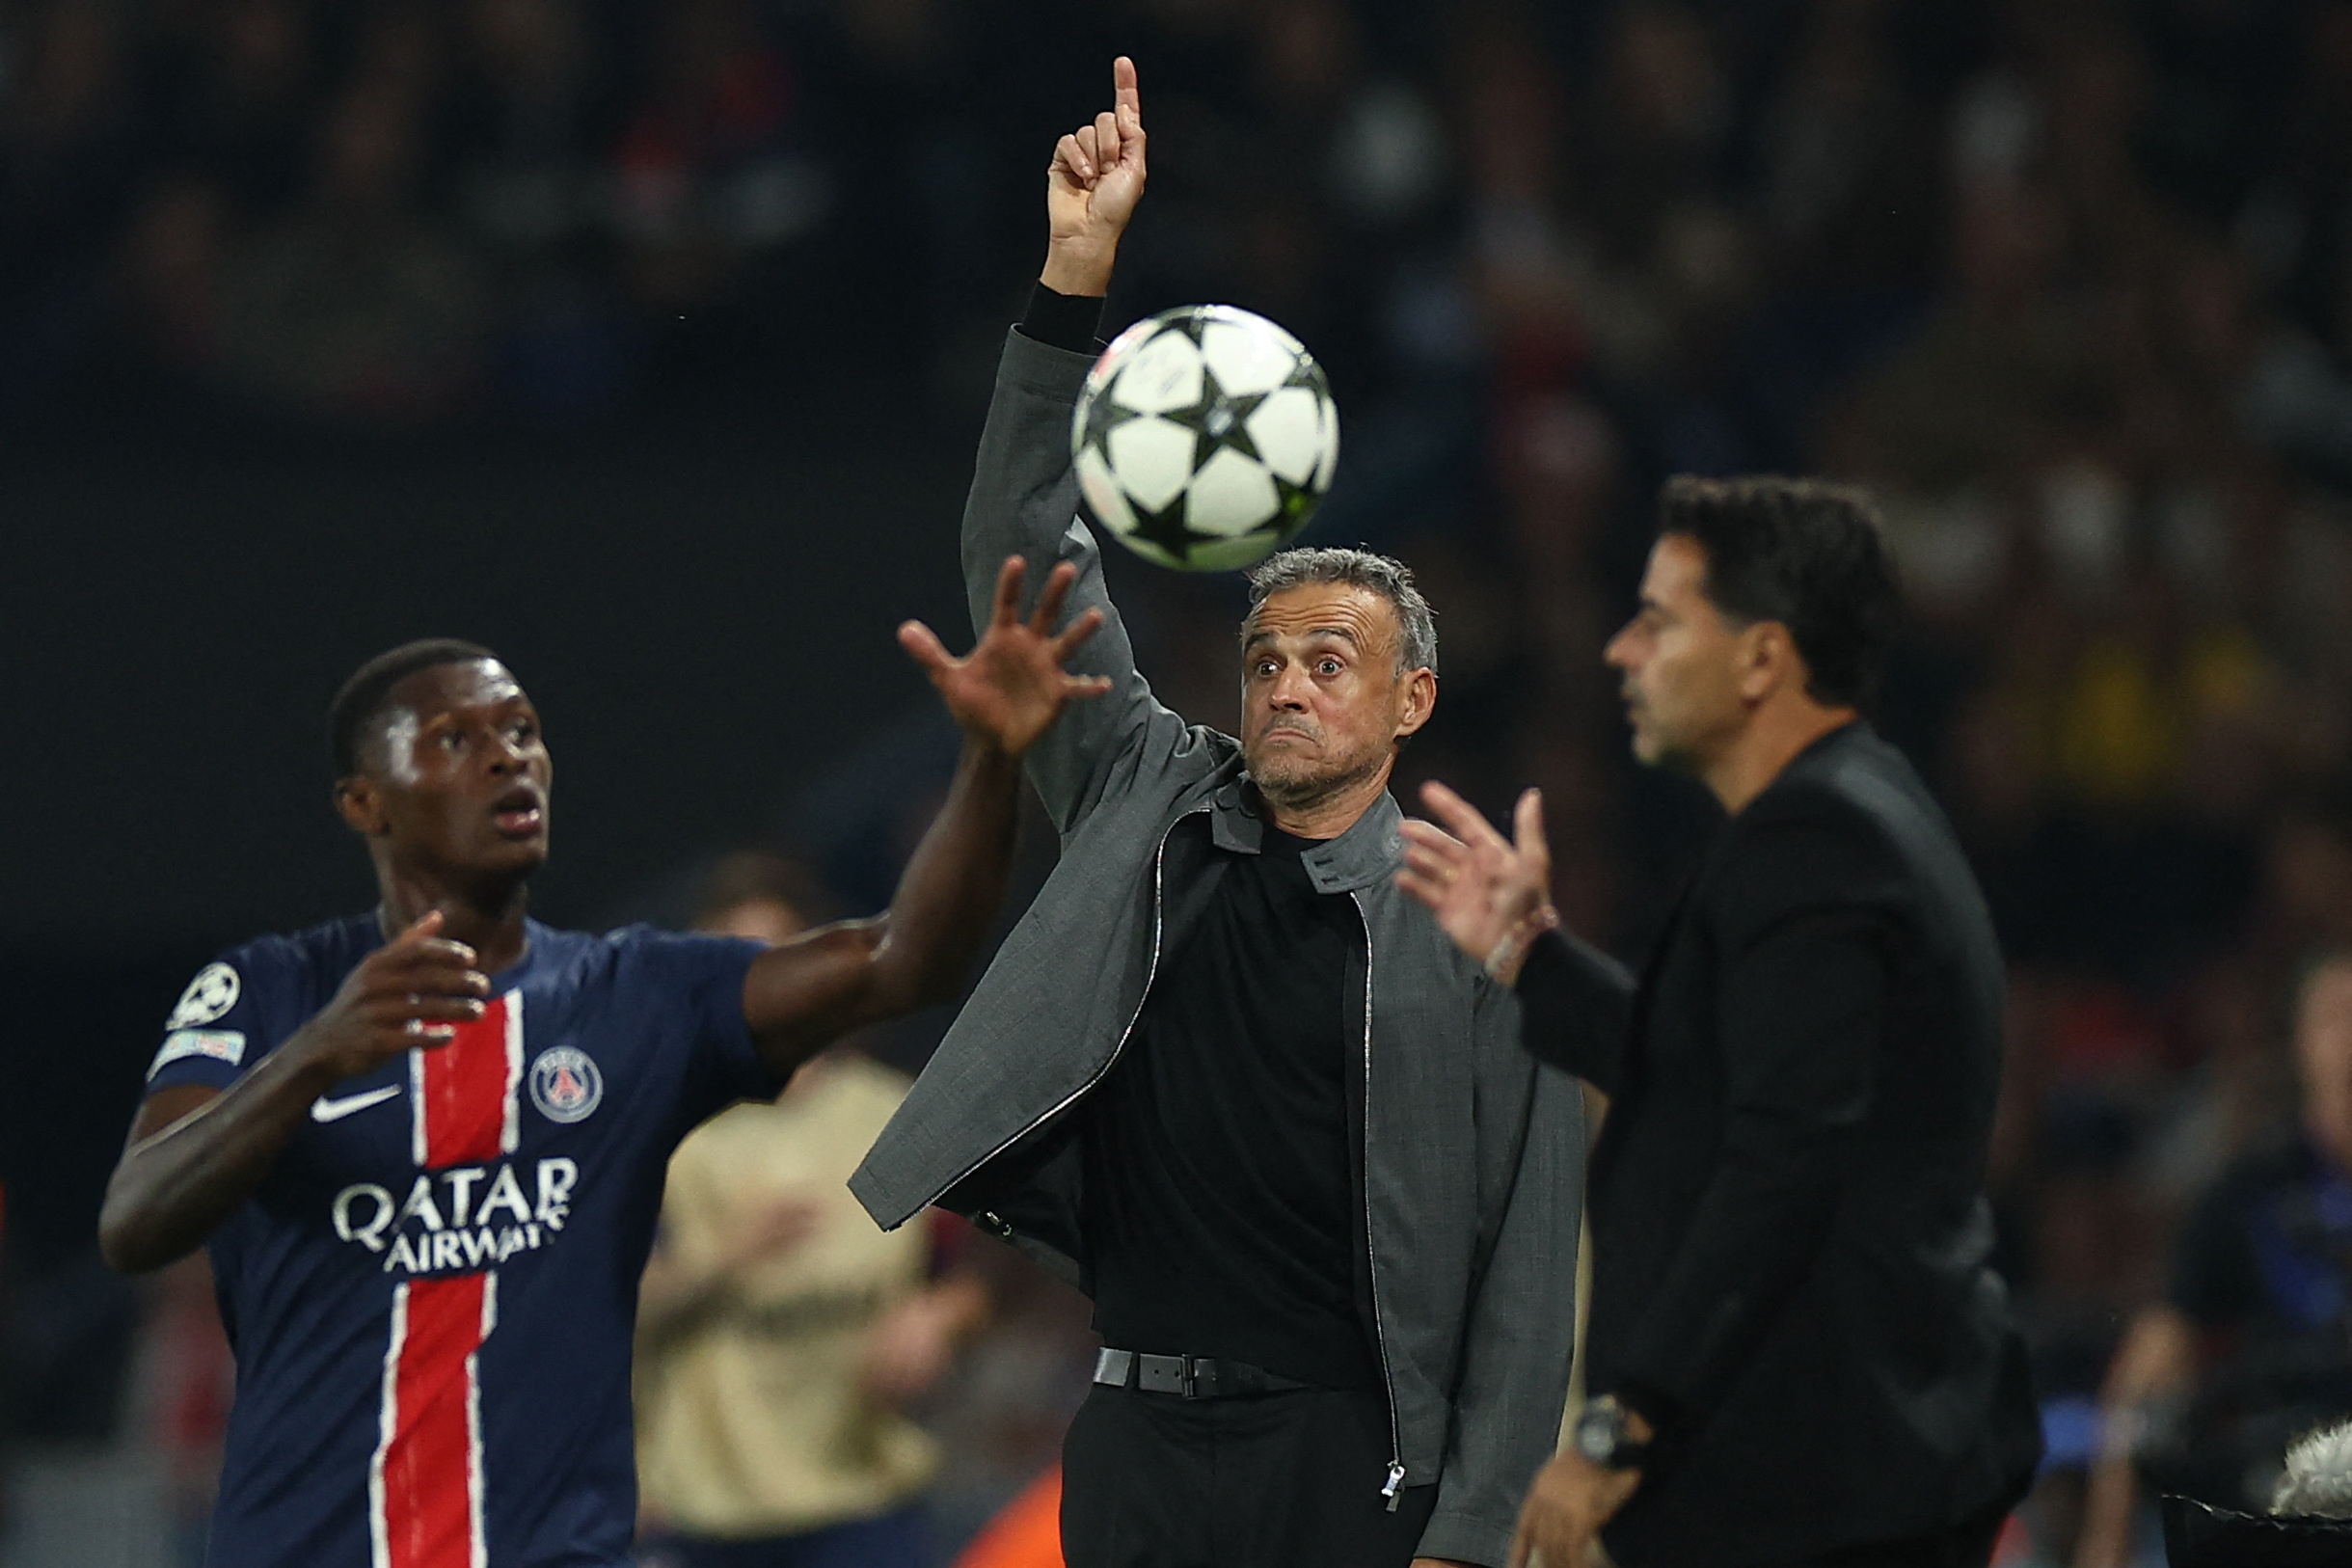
[
  {"left": 1245, "top": 547, "right": 1439, "bottom": 675},
  {"left": 2274, "top": 1419, "right": 2352, "bottom": 1517}
]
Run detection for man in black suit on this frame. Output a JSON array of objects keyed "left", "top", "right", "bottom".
[{"left": 1397, "top": 477, "right": 2041, "bottom": 1568}]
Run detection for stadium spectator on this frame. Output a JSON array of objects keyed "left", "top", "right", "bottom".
[
  {"left": 634, "top": 851, "right": 991, "bottom": 1568},
  {"left": 2074, "top": 956, "right": 2352, "bottom": 1566},
  {"left": 212, "top": 75, "right": 491, "bottom": 418}
]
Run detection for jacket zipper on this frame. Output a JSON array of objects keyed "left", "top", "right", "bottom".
[
  {"left": 917, "top": 805, "right": 1199, "bottom": 1217},
  {"left": 1351, "top": 889, "right": 1407, "bottom": 1511}
]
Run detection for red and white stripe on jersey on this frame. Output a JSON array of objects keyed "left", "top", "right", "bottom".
[
  {"left": 370, "top": 1273, "right": 498, "bottom": 1568},
  {"left": 374, "top": 988, "right": 521, "bottom": 1567},
  {"left": 409, "top": 990, "right": 523, "bottom": 1169}
]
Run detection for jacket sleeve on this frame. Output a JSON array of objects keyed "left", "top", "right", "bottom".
[
  {"left": 1417, "top": 987, "right": 1585, "bottom": 1568},
  {"left": 963, "top": 327, "right": 1196, "bottom": 834},
  {"left": 1605, "top": 795, "right": 1899, "bottom": 1436},
  {"left": 1511, "top": 930, "right": 1636, "bottom": 1094}
]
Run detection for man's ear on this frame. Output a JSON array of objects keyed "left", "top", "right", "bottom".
[
  {"left": 336, "top": 775, "right": 387, "bottom": 836},
  {"left": 1737, "top": 623, "right": 1801, "bottom": 704},
  {"left": 1394, "top": 666, "right": 1438, "bottom": 741}
]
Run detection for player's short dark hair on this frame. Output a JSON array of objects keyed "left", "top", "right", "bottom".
[
  {"left": 1657, "top": 474, "right": 1901, "bottom": 709},
  {"left": 329, "top": 637, "right": 501, "bottom": 778}
]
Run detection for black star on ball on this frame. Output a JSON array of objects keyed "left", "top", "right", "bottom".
[{"left": 1125, "top": 483, "right": 1225, "bottom": 561}]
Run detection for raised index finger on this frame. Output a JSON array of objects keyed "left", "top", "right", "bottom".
[{"left": 1114, "top": 54, "right": 1140, "bottom": 125}]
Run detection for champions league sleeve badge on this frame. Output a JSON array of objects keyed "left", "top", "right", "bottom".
[
  {"left": 167, "top": 962, "right": 242, "bottom": 1029},
  {"left": 527, "top": 1046, "right": 604, "bottom": 1123}
]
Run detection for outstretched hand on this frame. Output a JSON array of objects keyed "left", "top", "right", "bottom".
[
  {"left": 900, "top": 556, "right": 1112, "bottom": 758},
  {"left": 1042, "top": 55, "right": 1146, "bottom": 296},
  {"left": 1395, "top": 782, "right": 1557, "bottom": 983}
]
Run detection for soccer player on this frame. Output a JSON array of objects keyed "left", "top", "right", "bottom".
[
  {"left": 851, "top": 60, "right": 1585, "bottom": 1568},
  {"left": 97, "top": 557, "right": 1109, "bottom": 1568}
]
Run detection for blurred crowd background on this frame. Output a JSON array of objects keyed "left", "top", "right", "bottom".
[{"left": 8, "top": 0, "right": 2352, "bottom": 1562}]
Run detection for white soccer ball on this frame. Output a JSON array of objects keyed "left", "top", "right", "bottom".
[{"left": 1071, "top": 305, "right": 1340, "bottom": 572}]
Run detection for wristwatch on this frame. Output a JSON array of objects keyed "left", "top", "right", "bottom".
[{"left": 1572, "top": 1394, "right": 1654, "bottom": 1471}]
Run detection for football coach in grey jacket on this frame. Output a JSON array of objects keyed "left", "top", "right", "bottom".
[{"left": 851, "top": 58, "right": 1582, "bottom": 1568}]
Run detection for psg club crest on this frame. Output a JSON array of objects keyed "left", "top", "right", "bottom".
[{"left": 528, "top": 1046, "right": 603, "bottom": 1123}]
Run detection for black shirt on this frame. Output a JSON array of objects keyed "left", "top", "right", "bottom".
[{"left": 1080, "top": 825, "right": 1380, "bottom": 1392}]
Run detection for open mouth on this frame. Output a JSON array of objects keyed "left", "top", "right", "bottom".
[{"left": 491, "top": 785, "right": 545, "bottom": 838}]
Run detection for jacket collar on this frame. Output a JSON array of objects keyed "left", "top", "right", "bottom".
[
  {"left": 1765, "top": 716, "right": 1871, "bottom": 795},
  {"left": 1202, "top": 773, "right": 1405, "bottom": 894}
]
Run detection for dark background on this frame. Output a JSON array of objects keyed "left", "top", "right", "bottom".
[{"left": 7, "top": 0, "right": 2352, "bottom": 1557}]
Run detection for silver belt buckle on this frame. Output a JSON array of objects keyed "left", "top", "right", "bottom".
[{"left": 1136, "top": 1352, "right": 1193, "bottom": 1396}]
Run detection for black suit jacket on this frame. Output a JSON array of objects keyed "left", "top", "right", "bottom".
[{"left": 1520, "top": 723, "right": 2041, "bottom": 1566}]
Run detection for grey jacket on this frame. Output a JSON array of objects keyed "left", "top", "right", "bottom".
[{"left": 850, "top": 327, "right": 1584, "bottom": 1568}]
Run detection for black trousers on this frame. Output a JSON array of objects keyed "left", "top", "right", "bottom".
[{"left": 1060, "top": 1383, "right": 1438, "bottom": 1568}]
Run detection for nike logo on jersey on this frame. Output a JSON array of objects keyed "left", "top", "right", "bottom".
[{"left": 311, "top": 1085, "right": 403, "bottom": 1123}]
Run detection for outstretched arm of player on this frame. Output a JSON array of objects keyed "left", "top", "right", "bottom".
[
  {"left": 738, "top": 557, "right": 1108, "bottom": 1076},
  {"left": 99, "top": 915, "right": 490, "bottom": 1274}
]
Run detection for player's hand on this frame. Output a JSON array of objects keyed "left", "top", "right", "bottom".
[
  {"left": 900, "top": 556, "right": 1113, "bottom": 758},
  {"left": 290, "top": 910, "right": 489, "bottom": 1080},
  {"left": 1396, "top": 782, "right": 1557, "bottom": 983},
  {"left": 1042, "top": 55, "right": 1146, "bottom": 296},
  {"left": 1507, "top": 1452, "right": 1641, "bottom": 1568}
]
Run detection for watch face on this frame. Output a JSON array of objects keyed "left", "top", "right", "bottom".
[{"left": 1574, "top": 1410, "right": 1617, "bottom": 1463}]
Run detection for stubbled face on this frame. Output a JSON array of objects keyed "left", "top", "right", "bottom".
[
  {"left": 339, "top": 659, "right": 553, "bottom": 879},
  {"left": 2299, "top": 960, "right": 2352, "bottom": 1173},
  {"left": 1603, "top": 533, "right": 1753, "bottom": 773},
  {"left": 1239, "top": 583, "right": 1432, "bottom": 811}
]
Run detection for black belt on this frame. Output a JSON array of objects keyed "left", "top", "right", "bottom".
[{"left": 1093, "top": 1347, "right": 1313, "bottom": 1399}]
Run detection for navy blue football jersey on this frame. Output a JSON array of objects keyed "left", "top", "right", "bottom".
[{"left": 143, "top": 913, "right": 777, "bottom": 1568}]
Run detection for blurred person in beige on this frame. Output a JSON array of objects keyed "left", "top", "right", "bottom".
[
  {"left": 634, "top": 852, "right": 987, "bottom": 1568},
  {"left": 2075, "top": 956, "right": 2352, "bottom": 1568}
]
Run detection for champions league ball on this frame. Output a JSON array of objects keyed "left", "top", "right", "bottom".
[{"left": 1071, "top": 305, "right": 1340, "bottom": 572}]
